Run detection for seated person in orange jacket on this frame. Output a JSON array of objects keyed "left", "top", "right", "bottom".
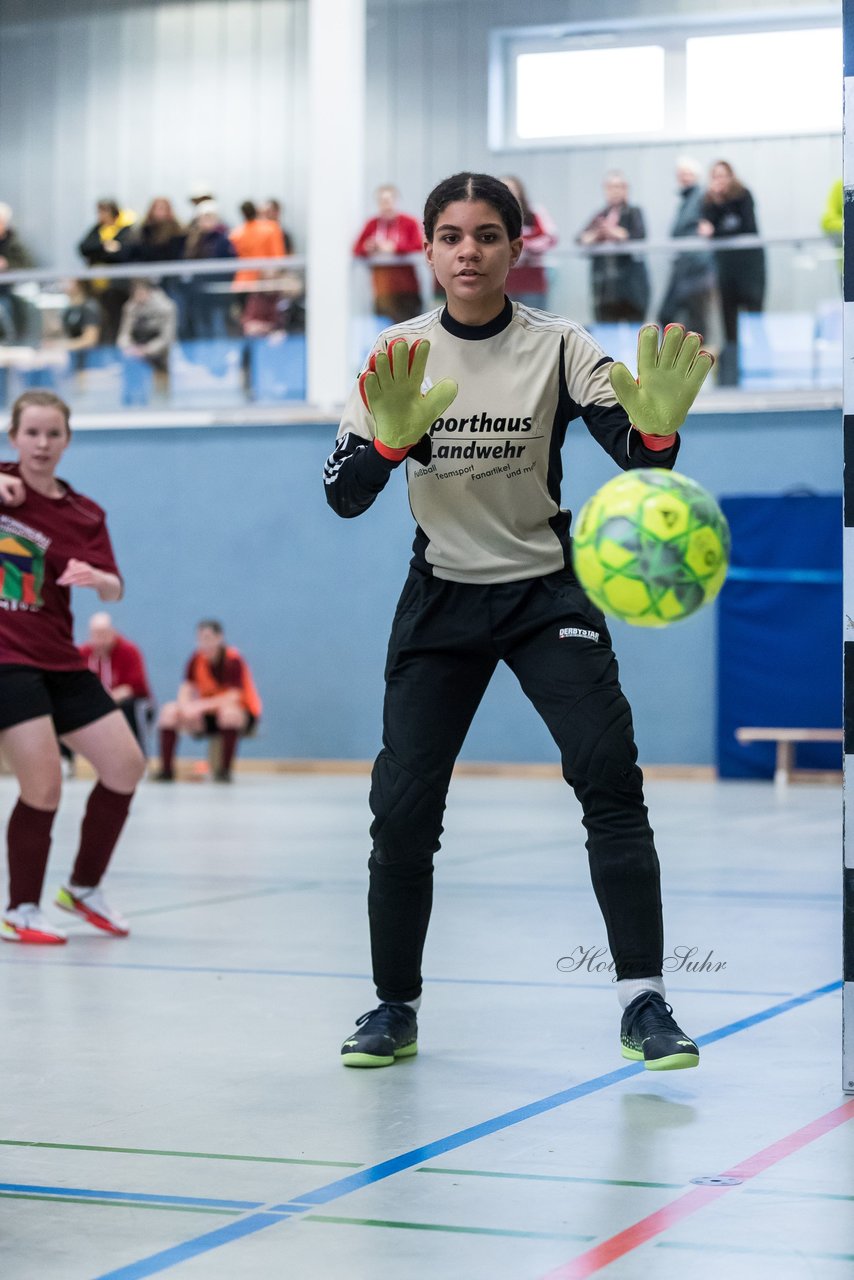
[{"left": 155, "top": 619, "right": 261, "bottom": 782}]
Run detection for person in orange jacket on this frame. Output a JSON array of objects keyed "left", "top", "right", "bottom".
[{"left": 155, "top": 620, "right": 262, "bottom": 783}]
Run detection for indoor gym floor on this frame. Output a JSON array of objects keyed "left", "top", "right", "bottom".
[{"left": 0, "top": 772, "right": 848, "bottom": 1280}]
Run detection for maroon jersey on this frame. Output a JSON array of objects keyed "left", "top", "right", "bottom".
[
  {"left": 0, "top": 463, "right": 121, "bottom": 670},
  {"left": 79, "top": 634, "right": 150, "bottom": 698}
]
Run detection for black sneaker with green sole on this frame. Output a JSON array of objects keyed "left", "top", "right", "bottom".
[
  {"left": 621, "top": 991, "right": 699, "bottom": 1071},
  {"left": 341, "top": 1003, "right": 418, "bottom": 1068}
]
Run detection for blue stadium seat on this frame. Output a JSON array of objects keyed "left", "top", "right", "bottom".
[
  {"left": 737, "top": 312, "right": 814, "bottom": 389},
  {"left": 248, "top": 334, "right": 306, "bottom": 402}
]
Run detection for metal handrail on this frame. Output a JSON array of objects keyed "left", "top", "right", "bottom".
[
  {"left": 0, "top": 233, "right": 838, "bottom": 288},
  {"left": 0, "top": 255, "right": 306, "bottom": 287}
]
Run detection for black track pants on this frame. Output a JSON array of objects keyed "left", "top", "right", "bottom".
[{"left": 368, "top": 568, "right": 664, "bottom": 1002}]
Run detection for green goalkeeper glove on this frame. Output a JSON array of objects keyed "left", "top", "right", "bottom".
[
  {"left": 359, "top": 338, "right": 458, "bottom": 453},
  {"left": 608, "top": 324, "right": 714, "bottom": 437}
]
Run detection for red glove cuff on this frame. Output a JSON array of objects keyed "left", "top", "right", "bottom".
[
  {"left": 634, "top": 427, "right": 677, "bottom": 452},
  {"left": 373, "top": 438, "right": 411, "bottom": 462}
]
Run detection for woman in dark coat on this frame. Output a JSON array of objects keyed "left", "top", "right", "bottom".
[
  {"left": 699, "top": 160, "right": 766, "bottom": 386},
  {"left": 577, "top": 172, "right": 650, "bottom": 323}
]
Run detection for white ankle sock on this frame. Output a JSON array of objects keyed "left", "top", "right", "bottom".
[{"left": 617, "top": 977, "right": 665, "bottom": 1010}]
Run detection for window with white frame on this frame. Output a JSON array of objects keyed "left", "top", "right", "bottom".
[{"left": 490, "top": 10, "right": 841, "bottom": 150}]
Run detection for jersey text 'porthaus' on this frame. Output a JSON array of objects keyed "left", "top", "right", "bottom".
[{"left": 324, "top": 299, "right": 679, "bottom": 584}]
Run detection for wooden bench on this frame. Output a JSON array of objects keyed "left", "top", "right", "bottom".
[{"left": 735, "top": 726, "right": 843, "bottom": 787}]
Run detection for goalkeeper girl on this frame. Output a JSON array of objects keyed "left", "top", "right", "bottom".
[{"left": 324, "top": 172, "right": 712, "bottom": 1072}]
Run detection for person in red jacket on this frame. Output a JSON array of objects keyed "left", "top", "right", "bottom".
[
  {"left": 0, "top": 391, "right": 146, "bottom": 945},
  {"left": 155, "top": 620, "right": 262, "bottom": 783},
  {"left": 79, "top": 612, "right": 151, "bottom": 744},
  {"left": 353, "top": 185, "right": 424, "bottom": 324}
]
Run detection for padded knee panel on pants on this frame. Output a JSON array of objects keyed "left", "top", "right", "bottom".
[
  {"left": 369, "top": 750, "right": 446, "bottom": 865},
  {"left": 555, "top": 686, "right": 642, "bottom": 793}
]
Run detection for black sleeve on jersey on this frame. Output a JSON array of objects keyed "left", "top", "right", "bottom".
[
  {"left": 582, "top": 402, "right": 681, "bottom": 471},
  {"left": 323, "top": 432, "right": 404, "bottom": 518},
  {"left": 561, "top": 349, "right": 680, "bottom": 471}
]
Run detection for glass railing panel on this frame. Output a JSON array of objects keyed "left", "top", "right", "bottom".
[
  {"left": 0, "top": 238, "right": 841, "bottom": 417},
  {"left": 0, "top": 257, "right": 306, "bottom": 414},
  {"left": 350, "top": 236, "right": 841, "bottom": 397}
]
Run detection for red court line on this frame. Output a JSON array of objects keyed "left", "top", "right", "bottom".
[{"left": 540, "top": 1097, "right": 854, "bottom": 1279}]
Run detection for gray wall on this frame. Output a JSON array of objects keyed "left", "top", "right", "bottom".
[
  {"left": 0, "top": 0, "right": 309, "bottom": 265},
  {"left": 0, "top": 0, "right": 841, "bottom": 294},
  {"left": 16, "top": 407, "right": 836, "bottom": 768}
]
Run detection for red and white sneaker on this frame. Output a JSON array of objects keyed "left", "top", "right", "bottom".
[
  {"left": 1, "top": 903, "right": 67, "bottom": 945},
  {"left": 55, "top": 885, "right": 130, "bottom": 937}
]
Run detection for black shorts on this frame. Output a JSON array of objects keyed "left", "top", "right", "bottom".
[
  {"left": 0, "top": 664, "right": 118, "bottom": 736},
  {"left": 192, "top": 712, "right": 258, "bottom": 739}
]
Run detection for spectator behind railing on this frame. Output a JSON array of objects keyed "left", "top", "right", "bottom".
[
  {"left": 127, "top": 198, "right": 185, "bottom": 263},
  {"left": 230, "top": 200, "right": 287, "bottom": 335},
  {"left": 128, "top": 198, "right": 187, "bottom": 334},
  {"left": 699, "top": 160, "right": 766, "bottom": 387},
  {"left": 499, "top": 175, "right": 559, "bottom": 311},
  {"left": 187, "top": 181, "right": 216, "bottom": 215},
  {"left": 0, "top": 202, "right": 34, "bottom": 344},
  {"left": 259, "top": 199, "right": 305, "bottom": 334},
  {"left": 185, "top": 184, "right": 228, "bottom": 242},
  {"left": 78, "top": 199, "right": 136, "bottom": 345},
  {"left": 821, "top": 178, "right": 843, "bottom": 245},
  {"left": 182, "top": 201, "right": 237, "bottom": 339},
  {"left": 60, "top": 279, "right": 104, "bottom": 371},
  {"left": 260, "top": 199, "right": 295, "bottom": 255},
  {"left": 353, "top": 184, "right": 423, "bottom": 324},
  {"left": 821, "top": 177, "right": 843, "bottom": 283},
  {"left": 657, "top": 157, "right": 715, "bottom": 338},
  {"left": 577, "top": 171, "right": 650, "bottom": 324},
  {"left": 117, "top": 278, "right": 177, "bottom": 399},
  {"left": 230, "top": 200, "right": 286, "bottom": 283}
]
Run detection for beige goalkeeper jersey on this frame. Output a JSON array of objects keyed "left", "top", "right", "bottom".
[{"left": 323, "top": 299, "right": 678, "bottom": 585}]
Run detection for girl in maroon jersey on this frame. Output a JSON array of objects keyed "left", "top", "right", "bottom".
[{"left": 0, "top": 391, "right": 146, "bottom": 944}]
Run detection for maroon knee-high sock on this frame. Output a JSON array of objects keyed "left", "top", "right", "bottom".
[
  {"left": 7, "top": 800, "right": 57, "bottom": 909},
  {"left": 219, "top": 729, "right": 239, "bottom": 776},
  {"left": 159, "top": 728, "right": 177, "bottom": 775},
  {"left": 71, "top": 783, "right": 134, "bottom": 889}
]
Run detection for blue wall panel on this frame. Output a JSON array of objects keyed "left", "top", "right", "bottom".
[
  {"left": 7, "top": 408, "right": 837, "bottom": 764},
  {"left": 717, "top": 494, "right": 842, "bottom": 777}
]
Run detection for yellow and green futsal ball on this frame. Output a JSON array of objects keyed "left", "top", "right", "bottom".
[{"left": 571, "top": 468, "right": 730, "bottom": 627}]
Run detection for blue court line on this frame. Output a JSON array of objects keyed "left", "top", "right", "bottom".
[
  {"left": 0, "top": 1183, "right": 264, "bottom": 1211},
  {"left": 92, "top": 979, "right": 841, "bottom": 1280},
  {"left": 0, "top": 957, "right": 793, "bottom": 998},
  {"left": 96, "top": 1213, "right": 292, "bottom": 1273}
]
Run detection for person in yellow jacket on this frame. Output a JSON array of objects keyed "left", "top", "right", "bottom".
[
  {"left": 821, "top": 178, "right": 843, "bottom": 243},
  {"left": 78, "top": 199, "right": 137, "bottom": 343}
]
